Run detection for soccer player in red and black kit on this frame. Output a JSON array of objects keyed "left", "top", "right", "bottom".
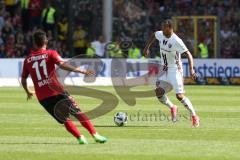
[{"left": 21, "top": 30, "right": 107, "bottom": 144}]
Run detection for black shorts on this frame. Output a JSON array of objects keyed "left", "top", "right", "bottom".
[{"left": 39, "top": 92, "right": 81, "bottom": 124}]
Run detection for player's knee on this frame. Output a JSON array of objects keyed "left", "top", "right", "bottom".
[
  {"left": 176, "top": 94, "right": 184, "bottom": 101},
  {"left": 155, "top": 87, "right": 165, "bottom": 98}
]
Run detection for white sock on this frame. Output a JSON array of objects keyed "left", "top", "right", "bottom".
[
  {"left": 158, "top": 95, "right": 174, "bottom": 109},
  {"left": 181, "top": 97, "right": 196, "bottom": 116}
]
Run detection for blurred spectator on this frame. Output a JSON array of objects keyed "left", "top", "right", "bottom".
[
  {"left": 91, "top": 35, "right": 105, "bottom": 58},
  {"left": 73, "top": 0, "right": 102, "bottom": 37},
  {"left": 15, "top": 31, "right": 26, "bottom": 56},
  {"left": 24, "top": 30, "right": 32, "bottom": 50},
  {"left": 128, "top": 43, "right": 141, "bottom": 59},
  {"left": 222, "top": 41, "right": 233, "bottom": 58},
  {"left": 73, "top": 24, "right": 87, "bottom": 56},
  {"left": 11, "top": 7, "right": 21, "bottom": 29},
  {"left": 41, "top": 2, "right": 57, "bottom": 36},
  {"left": 29, "top": 0, "right": 42, "bottom": 29},
  {"left": 59, "top": 42, "right": 69, "bottom": 58},
  {"left": 2, "top": 21, "right": 13, "bottom": 40},
  {"left": 198, "top": 39, "right": 209, "bottom": 58},
  {"left": 106, "top": 37, "right": 123, "bottom": 58},
  {"left": 221, "top": 27, "right": 231, "bottom": 40},
  {"left": 5, "top": 34, "right": 16, "bottom": 57},
  {"left": 55, "top": 40, "right": 68, "bottom": 57},
  {"left": 86, "top": 42, "right": 95, "bottom": 58},
  {"left": 0, "top": 44, "right": 5, "bottom": 57},
  {"left": 0, "top": 32, "right": 4, "bottom": 44},
  {"left": 0, "top": 2, "right": 6, "bottom": 16},
  {"left": 0, "top": 12, "right": 5, "bottom": 31},
  {"left": 57, "top": 15, "right": 68, "bottom": 42},
  {"left": 5, "top": 0, "right": 18, "bottom": 17},
  {"left": 20, "top": 0, "right": 30, "bottom": 32},
  {"left": 46, "top": 29, "right": 56, "bottom": 49}
]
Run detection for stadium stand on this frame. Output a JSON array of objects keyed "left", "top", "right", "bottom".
[{"left": 0, "top": 0, "right": 239, "bottom": 58}]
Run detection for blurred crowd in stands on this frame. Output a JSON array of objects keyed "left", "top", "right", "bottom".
[{"left": 0, "top": 0, "right": 239, "bottom": 58}]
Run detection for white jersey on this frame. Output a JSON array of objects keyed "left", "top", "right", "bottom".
[
  {"left": 91, "top": 40, "right": 106, "bottom": 57},
  {"left": 155, "top": 31, "right": 188, "bottom": 70}
]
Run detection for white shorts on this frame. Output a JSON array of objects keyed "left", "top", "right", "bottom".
[{"left": 157, "top": 69, "right": 185, "bottom": 94}]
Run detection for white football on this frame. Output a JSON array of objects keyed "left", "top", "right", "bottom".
[{"left": 114, "top": 112, "right": 128, "bottom": 127}]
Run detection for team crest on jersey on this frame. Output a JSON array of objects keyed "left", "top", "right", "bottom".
[{"left": 168, "top": 43, "right": 172, "bottom": 48}]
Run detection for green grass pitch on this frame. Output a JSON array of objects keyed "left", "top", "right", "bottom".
[{"left": 0, "top": 86, "right": 240, "bottom": 160}]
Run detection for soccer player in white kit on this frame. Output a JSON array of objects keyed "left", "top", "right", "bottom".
[{"left": 143, "top": 19, "right": 200, "bottom": 127}]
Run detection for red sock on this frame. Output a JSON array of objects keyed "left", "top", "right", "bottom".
[
  {"left": 75, "top": 113, "right": 96, "bottom": 135},
  {"left": 64, "top": 119, "right": 81, "bottom": 138}
]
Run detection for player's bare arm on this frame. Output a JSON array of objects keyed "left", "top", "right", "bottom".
[
  {"left": 21, "top": 78, "right": 34, "bottom": 100},
  {"left": 58, "top": 61, "right": 95, "bottom": 75},
  {"left": 183, "top": 51, "right": 197, "bottom": 80},
  {"left": 143, "top": 32, "right": 156, "bottom": 57}
]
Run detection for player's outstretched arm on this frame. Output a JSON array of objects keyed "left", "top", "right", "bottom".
[
  {"left": 184, "top": 51, "right": 197, "bottom": 80},
  {"left": 21, "top": 78, "right": 34, "bottom": 100},
  {"left": 143, "top": 32, "right": 156, "bottom": 57},
  {"left": 58, "top": 61, "right": 95, "bottom": 75}
]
